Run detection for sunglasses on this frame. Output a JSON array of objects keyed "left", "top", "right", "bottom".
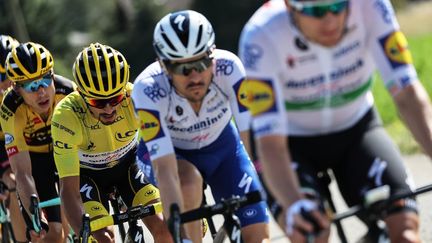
[
  {"left": 164, "top": 55, "right": 213, "bottom": 76},
  {"left": 289, "top": 0, "right": 349, "bottom": 18},
  {"left": 84, "top": 93, "right": 125, "bottom": 109},
  {"left": 17, "top": 74, "right": 53, "bottom": 92}
]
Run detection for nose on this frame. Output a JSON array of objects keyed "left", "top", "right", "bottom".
[
  {"left": 102, "top": 103, "right": 116, "bottom": 113},
  {"left": 186, "top": 69, "right": 202, "bottom": 80},
  {"left": 36, "top": 85, "right": 46, "bottom": 95}
]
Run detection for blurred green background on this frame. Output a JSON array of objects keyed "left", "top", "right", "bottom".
[{"left": 1, "top": 0, "right": 431, "bottom": 153}]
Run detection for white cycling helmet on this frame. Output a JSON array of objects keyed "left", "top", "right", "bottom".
[{"left": 153, "top": 10, "right": 215, "bottom": 61}]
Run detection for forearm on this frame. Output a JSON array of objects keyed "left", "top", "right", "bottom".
[
  {"left": 239, "top": 130, "right": 252, "bottom": 156},
  {"left": 395, "top": 83, "right": 432, "bottom": 157},
  {"left": 59, "top": 177, "right": 84, "bottom": 234},
  {"left": 257, "top": 136, "right": 303, "bottom": 208},
  {"left": 14, "top": 170, "right": 38, "bottom": 214},
  {"left": 157, "top": 171, "right": 184, "bottom": 217},
  {"left": 153, "top": 155, "right": 184, "bottom": 218},
  {"left": 9, "top": 153, "right": 37, "bottom": 215}
]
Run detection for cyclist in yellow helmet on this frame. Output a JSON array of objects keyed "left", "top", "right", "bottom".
[
  {"left": 0, "top": 42, "right": 76, "bottom": 243},
  {"left": 51, "top": 43, "right": 172, "bottom": 243},
  {"left": 0, "top": 34, "right": 27, "bottom": 243}
]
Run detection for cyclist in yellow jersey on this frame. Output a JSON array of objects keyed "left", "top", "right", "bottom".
[
  {"left": 0, "top": 42, "right": 75, "bottom": 243},
  {"left": 51, "top": 43, "right": 172, "bottom": 243},
  {"left": 0, "top": 34, "right": 27, "bottom": 243}
]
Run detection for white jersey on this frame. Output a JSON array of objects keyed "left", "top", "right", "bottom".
[
  {"left": 132, "top": 49, "right": 250, "bottom": 160},
  {"left": 239, "top": 0, "right": 418, "bottom": 136}
]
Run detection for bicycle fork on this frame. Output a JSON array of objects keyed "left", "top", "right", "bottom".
[{"left": 222, "top": 212, "right": 243, "bottom": 243}]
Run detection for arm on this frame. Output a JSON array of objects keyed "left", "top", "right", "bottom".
[
  {"left": 394, "top": 82, "right": 432, "bottom": 158},
  {"left": 59, "top": 176, "right": 84, "bottom": 235},
  {"left": 9, "top": 151, "right": 38, "bottom": 215},
  {"left": 152, "top": 154, "right": 184, "bottom": 218},
  {"left": 239, "top": 130, "right": 252, "bottom": 156},
  {"left": 255, "top": 135, "right": 302, "bottom": 208}
]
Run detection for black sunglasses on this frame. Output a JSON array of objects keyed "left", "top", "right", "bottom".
[{"left": 164, "top": 56, "right": 213, "bottom": 76}]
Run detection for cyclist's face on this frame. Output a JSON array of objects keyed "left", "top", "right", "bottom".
[
  {"left": 287, "top": 0, "right": 349, "bottom": 47},
  {"left": 167, "top": 54, "right": 214, "bottom": 104},
  {"left": 17, "top": 75, "right": 55, "bottom": 117}
]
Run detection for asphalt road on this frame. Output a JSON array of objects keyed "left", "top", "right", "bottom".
[{"left": 133, "top": 154, "right": 432, "bottom": 242}]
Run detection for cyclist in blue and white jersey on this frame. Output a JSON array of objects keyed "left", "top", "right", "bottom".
[
  {"left": 132, "top": 10, "right": 270, "bottom": 243},
  {"left": 239, "top": 0, "right": 432, "bottom": 242}
]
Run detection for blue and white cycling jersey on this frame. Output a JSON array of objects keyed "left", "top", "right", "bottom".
[
  {"left": 132, "top": 49, "right": 250, "bottom": 160},
  {"left": 239, "top": 0, "right": 418, "bottom": 137},
  {"left": 132, "top": 49, "right": 268, "bottom": 226}
]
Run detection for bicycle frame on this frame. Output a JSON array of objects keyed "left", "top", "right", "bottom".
[
  {"left": 333, "top": 183, "right": 432, "bottom": 223},
  {"left": 0, "top": 182, "right": 16, "bottom": 243},
  {"left": 80, "top": 202, "right": 162, "bottom": 243},
  {"left": 169, "top": 191, "right": 263, "bottom": 243}
]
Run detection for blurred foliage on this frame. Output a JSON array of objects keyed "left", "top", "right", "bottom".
[
  {"left": 0, "top": 0, "right": 428, "bottom": 153},
  {"left": 0, "top": 0, "right": 422, "bottom": 80},
  {"left": 190, "top": 0, "right": 264, "bottom": 54},
  {"left": 0, "top": 0, "right": 168, "bottom": 80}
]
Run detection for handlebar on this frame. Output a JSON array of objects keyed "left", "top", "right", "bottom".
[
  {"left": 333, "top": 183, "right": 432, "bottom": 222},
  {"left": 169, "top": 191, "right": 263, "bottom": 243},
  {"left": 29, "top": 194, "right": 42, "bottom": 233},
  {"left": 180, "top": 191, "right": 262, "bottom": 223}
]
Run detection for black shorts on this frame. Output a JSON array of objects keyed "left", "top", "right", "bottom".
[
  {"left": 20, "top": 152, "right": 61, "bottom": 223},
  {"left": 0, "top": 140, "right": 10, "bottom": 178},
  {"left": 290, "top": 108, "right": 416, "bottom": 214},
  {"left": 80, "top": 150, "right": 158, "bottom": 219}
]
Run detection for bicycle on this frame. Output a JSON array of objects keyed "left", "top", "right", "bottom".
[
  {"left": 80, "top": 201, "right": 163, "bottom": 243},
  {"left": 28, "top": 195, "right": 79, "bottom": 243},
  {"left": 303, "top": 183, "right": 432, "bottom": 243},
  {"left": 0, "top": 182, "right": 16, "bottom": 243},
  {"left": 169, "top": 190, "right": 263, "bottom": 243}
]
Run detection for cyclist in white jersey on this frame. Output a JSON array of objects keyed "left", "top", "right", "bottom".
[
  {"left": 239, "top": 0, "right": 432, "bottom": 242},
  {"left": 132, "top": 10, "right": 270, "bottom": 243}
]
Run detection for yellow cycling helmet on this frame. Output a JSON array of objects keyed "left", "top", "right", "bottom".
[
  {"left": 73, "top": 43, "right": 130, "bottom": 99},
  {"left": 6, "top": 42, "right": 54, "bottom": 82},
  {"left": 0, "top": 35, "right": 19, "bottom": 73}
]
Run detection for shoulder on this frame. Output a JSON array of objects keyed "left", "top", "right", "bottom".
[
  {"left": 53, "top": 74, "right": 76, "bottom": 95},
  {"left": 242, "top": 0, "right": 289, "bottom": 38},
  {"left": 53, "top": 91, "right": 85, "bottom": 118},
  {"left": 1, "top": 88, "right": 24, "bottom": 114},
  {"left": 134, "top": 62, "right": 165, "bottom": 86},
  {"left": 133, "top": 62, "right": 170, "bottom": 104},
  {"left": 213, "top": 49, "right": 245, "bottom": 76}
]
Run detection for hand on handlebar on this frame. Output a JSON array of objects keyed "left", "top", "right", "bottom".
[
  {"left": 285, "top": 199, "right": 330, "bottom": 241},
  {"left": 27, "top": 194, "right": 49, "bottom": 241}
]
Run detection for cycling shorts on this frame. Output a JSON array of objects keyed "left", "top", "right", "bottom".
[
  {"left": 20, "top": 152, "right": 61, "bottom": 223},
  {"left": 175, "top": 123, "right": 269, "bottom": 227},
  {"left": 290, "top": 108, "right": 417, "bottom": 217},
  {"left": 80, "top": 150, "right": 159, "bottom": 220},
  {"left": 0, "top": 141, "right": 10, "bottom": 178}
]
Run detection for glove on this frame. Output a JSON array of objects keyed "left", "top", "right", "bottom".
[{"left": 285, "top": 199, "right": 317, "bottom": 235}]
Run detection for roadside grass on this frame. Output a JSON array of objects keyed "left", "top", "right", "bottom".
[{"left": 373, "top": 33, "right": 432, "bottom": 154}]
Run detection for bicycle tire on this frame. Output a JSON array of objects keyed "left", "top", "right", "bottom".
[{"left": 212, "top": 227, "right": 227, "bottom": 243}]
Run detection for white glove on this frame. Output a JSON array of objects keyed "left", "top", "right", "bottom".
[{"left": 285, "top": 199, "right": 318, "bottom": 235}]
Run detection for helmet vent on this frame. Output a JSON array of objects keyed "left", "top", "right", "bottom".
[
  {"left": 195, "top": 25, "right": 203, "bottom": 48},
  {"left": 161, "top": 32, "right": 177, "bottom": 53}
]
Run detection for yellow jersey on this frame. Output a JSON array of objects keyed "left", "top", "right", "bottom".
[
  {"left": 0, "top": 75, "right": 75, "bottom": 156},
  {"left": 51, "top": 82, "right": 139, "bottom": 178}
]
